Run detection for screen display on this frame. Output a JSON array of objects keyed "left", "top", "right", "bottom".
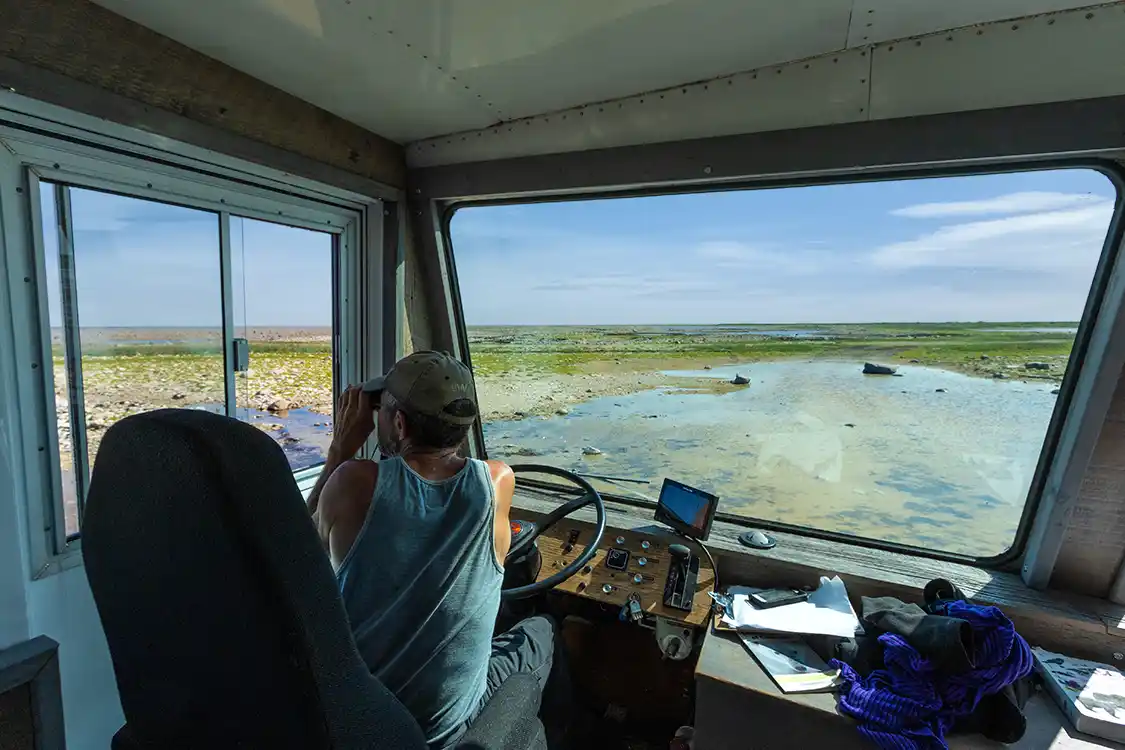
[{"left": 655, "top": 479, "right": 719, "bottom": 540}]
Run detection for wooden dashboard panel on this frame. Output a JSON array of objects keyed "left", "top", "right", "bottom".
[{"left": 534, "top": 520, "right": 715, "bottom": 627}]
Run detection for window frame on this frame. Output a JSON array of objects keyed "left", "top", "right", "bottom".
[
  {"left": 438, "top": 160, "right": 1125, "bottom": 569},
  {"left": 0, "top": 112, "right": 386, "bottom": 578}
]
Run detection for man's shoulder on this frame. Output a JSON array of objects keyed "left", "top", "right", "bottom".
[
  {"left": 483, "top": 459, "right": 513, "bottom": 482},
  {"left": 329, "top": 459, "right": 379, "bottom": 494}
]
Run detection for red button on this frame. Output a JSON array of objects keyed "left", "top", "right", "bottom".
[{"left": 510, "top": 521, "right": 523, "bottom": 535}]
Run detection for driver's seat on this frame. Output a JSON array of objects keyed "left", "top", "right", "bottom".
[{"left": 83, "top": 408, "right": 546, "bottom": 750}]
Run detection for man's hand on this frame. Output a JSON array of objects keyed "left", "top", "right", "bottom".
[{"left": 328, "top": 385, "right": 376, "bottom": 463}]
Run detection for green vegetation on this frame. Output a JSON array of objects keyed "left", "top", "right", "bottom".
[{"left": 468, "top": 322, "right": 1077, "bottom": 381}]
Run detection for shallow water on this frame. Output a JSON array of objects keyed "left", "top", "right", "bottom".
[
  {"left": 484, "top": 361, "right": 1060, "bottom": 557},
  {"left": 198, "top": 404, "right": 332, "bottom": 471},
  {"left": 974, "top": 327, "right": 1077, "bottom": 334}
]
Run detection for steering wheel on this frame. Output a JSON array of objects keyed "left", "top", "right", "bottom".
[{"left": 501, "top": 464, "right": 606, "bottom": 600}]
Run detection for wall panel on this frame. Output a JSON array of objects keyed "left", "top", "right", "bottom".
[
  {"left": 1051, "top": 367, "right": 1125, "bottom": 596},
  {"left": 1, "top": 0, "right": 404, "bottom": 187}
]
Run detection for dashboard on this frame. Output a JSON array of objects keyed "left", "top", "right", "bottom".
[{"left": 532, "top": 519, "right": 715, "bottom": 627}]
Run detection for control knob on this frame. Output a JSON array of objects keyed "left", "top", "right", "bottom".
[
  {"left": 637, "top": 557, "right": 648, "bottom": 567},
  {"left": 668, "top": 544, "right": 691, "bottom": 563},
  {"left": 633, "top": 573, "right": 643, "bottom": 584},
  {"left": 640, "top": 540, "right": 651, "bottom": 550},
  {"left": 602, "top": 583, "right": 613, "bottom": 594}
]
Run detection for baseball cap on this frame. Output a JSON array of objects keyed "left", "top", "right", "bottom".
[{"left": 361, "top": 351, "right": 478, "bottom": 425}]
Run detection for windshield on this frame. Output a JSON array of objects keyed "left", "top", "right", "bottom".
[{"left": 449, "top": 169, "right": 1118, "bottom": 558}]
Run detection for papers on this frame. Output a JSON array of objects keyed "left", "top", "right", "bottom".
[
  {"left": 720, "top": 575, "right": 862, "bottom": 638},
  {"left": 1034, "top": 647, "right": 1125, "bottom": 743},
  {"left": 738, "top": 633, "right": 842, "bottom": 693}
]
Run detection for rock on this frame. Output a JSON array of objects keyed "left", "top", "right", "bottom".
[
  {"left": 980, "top": 355, "right": 990, "bottom": 360},
  {"left": 87, "top": 421, "right": 105, "bottom": 430},
  {"left": 267, "top": 399, "right": 292, "bottom": 412},
  {"left": 500, "top": 445, "right": 540, "bottom": 457},
  {"left": 1051, "top": 389, "right": 1060, "bottom": 395},
  {"left": 909, "top": 359, "right": 920, "bottom": 364},
  {"left": 644, "top": 414, "right": 659, "bottom": 419},
  {"left": 935, "top": 388, "right": 946, "bottom": 393},
  {"left": 585, "top": 389, "right": 593, "bottom": 394},
  {"left": 863, "top": 362, "right": 897, "bottom": 375},
  {"left": 730, "top": 374, "right": 750, "bottom": 385},
  {"left": 555, "top": 408, "right": 570, "bottom": 416},
  {"left": 703, "top": 365, "right": 712, "bottom": 370},
  {"left": 582, "top": 446, "right": 602, "bottom": 456},
  {"left": 1025, "top": 362, "right": 1050, "bottom": 371},
  {"left": 171, "top": 393, "right": 187, "bottom": 401},
  {"left": 513, "top": 411, "right": 526, "bottom": 419},
  {"left": 844, "top": 423, "right": 855, "bottom": 428},
  {"left": 279, "top": 436, "right": 301, "bottom": 446},
  {"left": 992, "top": 372, "right": 1008, "bottom": 380}
]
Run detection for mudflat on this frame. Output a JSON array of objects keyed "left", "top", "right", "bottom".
[{"left": 52, "top": 322, "right": 1076, "bottom": 553}]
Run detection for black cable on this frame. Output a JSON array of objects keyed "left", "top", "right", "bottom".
[{"left": 696, "top": 538, "right": 719, "bottom": 596}]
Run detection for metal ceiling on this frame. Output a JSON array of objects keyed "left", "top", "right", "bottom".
[{"left": 89, "top": 0, "right": 1111, "bottom": 146}]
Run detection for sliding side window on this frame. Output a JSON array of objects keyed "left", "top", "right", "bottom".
[
  {"left": 40, "top": 184, "right": 223, "bottom": 537},
  {"left": 229, "top": 216, "right": 336, "bottom": 472},
  {"left": 38, "top": 185, "right": 341, "bottom": 538}
]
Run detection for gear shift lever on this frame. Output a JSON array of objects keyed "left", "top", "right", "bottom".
[{"left": 663, "top": 543, "right": 697, "bottom": 611}]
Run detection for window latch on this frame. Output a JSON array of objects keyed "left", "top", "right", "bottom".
[{"left": 232, "top": 338, "right": 250, "bottom": 373}]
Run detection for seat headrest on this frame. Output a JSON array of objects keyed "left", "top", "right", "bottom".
[{"left": 83, "top": 409, "right": 425, "bottom": 749}]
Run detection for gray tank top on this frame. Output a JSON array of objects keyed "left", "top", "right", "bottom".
[{"left": 337, "top": 456, "right": 503, "bottom": 749}]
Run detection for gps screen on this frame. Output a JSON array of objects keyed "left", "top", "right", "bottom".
[{"left": 655, "top": 479, "right": 719, "bottom": 540}]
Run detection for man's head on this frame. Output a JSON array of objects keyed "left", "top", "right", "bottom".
[{"left": 361, "top": 351, "right": 478, "bottom": 456}]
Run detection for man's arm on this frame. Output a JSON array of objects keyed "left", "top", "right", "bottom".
[
  {"left": 308, "top": 385, "right": 376, "bottom": 520},
  {"left": 317, "top": 459, "right": 379, "bottom": 569},
  {"left": 306, "top": 453, "right": 345, "bottom": 519},
  {"left": 487, "top": 460, "right": 515, "bottom": 566}
]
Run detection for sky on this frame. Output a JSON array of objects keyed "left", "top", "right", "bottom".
[
  {"left": 450, "top": 169, "right": 1118, "bottom": 325},
  {"left": 40, "top": 184, "right": 333, "bottom": 328},
  {"left": 36, "top": 169, "right": 1118, "bottom": 328}
]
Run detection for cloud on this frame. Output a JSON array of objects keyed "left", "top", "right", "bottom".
[
  {"left": 891, "top": 191, "right": 1105, "bottom": 218},
  {"left": 871, "top": 201, "right": 1114, "bottom": 271},
  {"left": 692, "top": 240, "right": 824, "bottom": 275},
  {"left": 695, "top": 241, "right": 760, "bottom": 263},
  {"left": 530, "top": 273, "right": 717, "bottom": 295}
]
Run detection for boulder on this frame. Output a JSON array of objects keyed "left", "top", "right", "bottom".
[
  {"left": 863, "top": 363, "right": 897, "bottom": 375},
  {"left": 555, "top": 407, "right": 570, "bottom": 416},
  {"left": 267, "top": 398, "right": 293, "bottom": 412},
  {"left": 992, "top": 372, "right": 1008, "bottom": 380},
  {"left": 731, "top": 374, "right": 750, "bottom": 385},
  {"left": 935, "top": 388, "right": 946, "bottom": 393},
  {"left": 1025, "top": 362, "right": 1050, "bottom": 371},
  {"left": 582, "top": 446, "right": 603, "bottom": 456},
  {"left": 502, "top": 445, "right": 540, "bottom": 457}
]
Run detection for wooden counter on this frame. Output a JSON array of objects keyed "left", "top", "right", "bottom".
[{"left": 694, "top": 628, "right": 1125, "bottom": 750}]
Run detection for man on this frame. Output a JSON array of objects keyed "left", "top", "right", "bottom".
[{"left": 306, "top": 351, "right": 556, "bottom": 749}]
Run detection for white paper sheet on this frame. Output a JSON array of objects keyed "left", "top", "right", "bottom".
[{"left": 720, "top": 575, "right": 862, "bottom": 638}]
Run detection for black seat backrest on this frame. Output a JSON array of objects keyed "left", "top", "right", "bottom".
[{"left": 83, "top": 408, "right": 426, "bottom": 749}]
